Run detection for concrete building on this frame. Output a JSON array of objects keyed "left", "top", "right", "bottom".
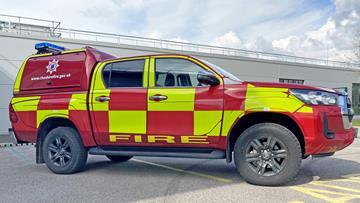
[{"left": 0, "top": 14, "right": 359, "bottom": 135}]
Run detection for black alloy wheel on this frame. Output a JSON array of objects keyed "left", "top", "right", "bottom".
[
  {"left": 234, "top": 123, "right": 302, "bottom": 186},
  {"left": 245, "top": 136, "right": 287, "bottom": 176},
  {"left": 48, "top": 137, "right": 72, "bottom": 167},
  {"left": 43, "top": 127, "right": 88, "bottom": 174}
]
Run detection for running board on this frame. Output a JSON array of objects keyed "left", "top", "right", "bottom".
[{"left": 88, "top": 147, "right": 225, "bottom": 159}]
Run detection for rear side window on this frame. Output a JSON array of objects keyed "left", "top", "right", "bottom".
[
  {"left": 103, "top": 59, "right": 145, "bottom": 88},
  {"left": 20, "top": 52, "right": 86, "bottom": 91}
]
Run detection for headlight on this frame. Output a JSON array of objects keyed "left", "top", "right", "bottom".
[{"left": 290, "top": 89, "right": 338, "bottom": 105}]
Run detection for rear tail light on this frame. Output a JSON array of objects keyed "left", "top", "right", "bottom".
[{"left": 9, "top": 103, "right": 18, "bottom": 123}]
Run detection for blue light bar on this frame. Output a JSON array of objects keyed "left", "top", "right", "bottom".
[{"left": 35, "top": 42, "right": 66, "bottom": 54}]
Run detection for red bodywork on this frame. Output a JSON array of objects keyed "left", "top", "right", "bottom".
[
  {"left": 10, "top": 50, "right": 355, "bottom": 157},
  {"left": 11, "top": 47, "right": 115, "bottom": 147},
  {"left": 292, "top": 106, "right": 355, "bottom": 154}
]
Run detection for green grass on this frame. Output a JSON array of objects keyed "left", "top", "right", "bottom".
[{"left": 352, "top": 119, "right": 360, "bottom": 127}]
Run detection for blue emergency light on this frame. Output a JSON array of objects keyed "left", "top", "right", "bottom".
[{"left": 35, "top": 42, "right": 66, "bottom": 54}]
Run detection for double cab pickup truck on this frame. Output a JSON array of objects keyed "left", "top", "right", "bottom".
[{"left": 9, "top": 43, "right": 356, "bottom": 186}]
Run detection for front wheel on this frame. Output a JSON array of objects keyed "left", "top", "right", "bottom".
[
  {"left": 42, "top": 127, "right": 88, "bottom": 174},
  {"left": 234, "top": 123, "right": 302, "bottom": 186}
]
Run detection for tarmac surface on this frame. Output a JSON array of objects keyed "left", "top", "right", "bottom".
[{"left": 0, "top": 136, "right": 359, "bottom": 202}]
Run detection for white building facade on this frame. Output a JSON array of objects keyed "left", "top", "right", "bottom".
[{"left": 0, "top": 14, "right": 359, "bottom": 134}]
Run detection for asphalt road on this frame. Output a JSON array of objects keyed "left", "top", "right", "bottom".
[{"left": 0, "top": 139, "right": 359, "bottom": 203}]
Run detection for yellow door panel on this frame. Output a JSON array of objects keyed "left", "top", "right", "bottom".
[
  {"left": 109, "top": 111, "right": 147, "bottom": 134},
  {"left": 148, "top": 88, "right": 195, "bottom": 111},
  {"left": 90, "top": 89, "right": 110, "bottom": 111},
  {"left": 194, "top": 111, "right": 223, "bottom": 135}
]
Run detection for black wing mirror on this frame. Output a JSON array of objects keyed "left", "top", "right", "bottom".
[{"left": 197, "top": 70, "right": 220, "bottom": 86}]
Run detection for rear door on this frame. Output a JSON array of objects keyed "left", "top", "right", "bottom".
[
  {"left": 147, "top": 56, "right": 224, "bottom": 147},
  {"left": 89, "top": 57, "right": 149, "bottom": 146}
]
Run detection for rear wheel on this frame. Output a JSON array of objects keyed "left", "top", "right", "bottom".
[
  {"left": 234, "top": 123, "right": 302, "bottom": 186},
  {"left": 106, "top": 155, "right": 132, "bottom": 162},
  {"left": 42, "top": 127, "right": 88, "bottom": 174}
]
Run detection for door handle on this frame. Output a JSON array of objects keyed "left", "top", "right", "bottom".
[
  {"left": 149, "top": 94, "right": 168, "bottom": 102},
  {"left": 95, "top": 96, "right": 110, "bottom": 102}
]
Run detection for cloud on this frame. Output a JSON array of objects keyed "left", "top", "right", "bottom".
[
  {"left": 212, "top": 32, "right": 242, "bottom": 48},
  {"left": 146, "top": 30, "right": 163, "bottom": 39},
  {"left": 169, "top": 37, "right": 189, "bottom": 43},
  {"left": 271, "top": 0, "right": 360, "bottom": 61},
  {"left": 0, "top": 0, "right": 357, "bottom": 62},
  {"left": 210, "top": 33, "right": 284, "bottom": 54}
]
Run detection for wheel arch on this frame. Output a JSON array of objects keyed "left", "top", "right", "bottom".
[
  {"left": 226, "top": 112, "right": 306, "bottom": 163},
  {"left": 36, "top": 117, "right": 80, "bottom": 164}
]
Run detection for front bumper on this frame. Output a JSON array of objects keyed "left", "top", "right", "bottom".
[
  {"left": 294, "top": 105, "right": 356, "bottom": 155},
  {"left": 308, "top": 128, "right": 355, "bottom": 154}
]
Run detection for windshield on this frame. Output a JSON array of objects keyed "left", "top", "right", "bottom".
[{"left": 197, "top": 58, "right": 241, "bottom": 81}]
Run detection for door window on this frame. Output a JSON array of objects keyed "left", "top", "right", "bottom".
[
  {"left": 103, "top": 59, "right": 145, "bottom": 88},
  {"left": 155, "top": 58, "right": 206, "bottom": 87}
]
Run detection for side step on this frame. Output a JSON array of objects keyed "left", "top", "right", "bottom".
[{"left": 88, "top": 147, "right": 225, "bottom": 159}]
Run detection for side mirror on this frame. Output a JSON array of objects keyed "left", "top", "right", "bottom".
[{"left": 197, "top": 70, "right": 220, "bottom": 86}]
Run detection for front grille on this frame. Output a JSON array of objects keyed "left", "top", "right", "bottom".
[
  {"left": 338, "top": 95, "right": 353, "bottom": 129},
  {"left": 337, "top": 95, "right": 349, "bottom": 115}
]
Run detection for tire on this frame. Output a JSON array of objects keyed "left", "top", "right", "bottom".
[
  {"left": 234, "top": 123, "right": 302, "bottom": 186},
  {"left": 106, "top": 155, "right": 132, "bottom": 162},
  {"left": 42, "top": 127, "right": 88, "bottom": 174}
]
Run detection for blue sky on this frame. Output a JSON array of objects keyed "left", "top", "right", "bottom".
[{"left": 0, "top": 0, "right": 358, "bottom": 61}]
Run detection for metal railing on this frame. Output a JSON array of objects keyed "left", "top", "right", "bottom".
[
  {"left": 0, "top": 14, "right": 61, "bottom": 37},
  {"left": 0, "top": 14, "right": 359, "bottom": 69}
]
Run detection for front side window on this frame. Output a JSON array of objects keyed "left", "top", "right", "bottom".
[
  {"left": 103, "top": 59, "right": 145, "bottom": 88},
  {"left": 155, "top": 58, "right": 207, "bottom": 87}
]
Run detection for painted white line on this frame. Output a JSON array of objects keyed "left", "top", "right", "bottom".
[{"left": 132, "top": 158, "right": 233, "bottom": 183}]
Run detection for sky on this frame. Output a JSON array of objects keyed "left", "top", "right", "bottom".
[{"left": 0, "top": 0, "right": 359, "bottom": 62}]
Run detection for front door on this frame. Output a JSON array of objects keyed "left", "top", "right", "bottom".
[
  {"left": 90, "top": 57, "right": 149, "bottom": 146},
  {"left": 147, "top": 56, "right": 224, "bottom": 148}
]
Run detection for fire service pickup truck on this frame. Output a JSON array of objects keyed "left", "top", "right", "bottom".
[{"left": 9, "top": 43, "right": 356, "bottom": 186}]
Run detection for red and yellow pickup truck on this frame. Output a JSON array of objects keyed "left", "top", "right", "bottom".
[{"left": 9, "top": 43, "right": 356, "bottom": 186}]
